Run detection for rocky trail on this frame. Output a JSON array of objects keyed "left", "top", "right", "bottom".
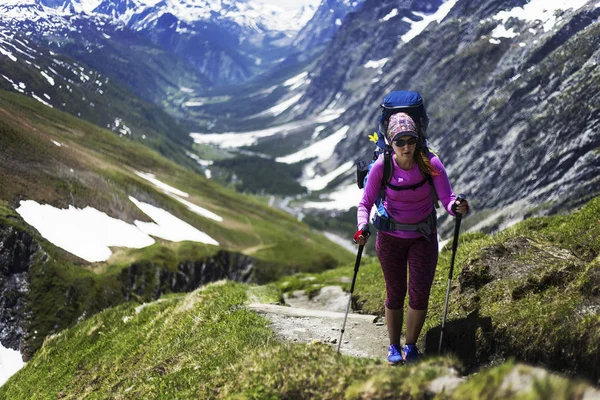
[
  {"left": 248, "top": 286, "right": 389, "bottom": 359},
  {"left": 247, "top": 285, "right": 600, "bottom": 398}
]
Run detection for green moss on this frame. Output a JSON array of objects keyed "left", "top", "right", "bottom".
[
  {"left": 217, "top": 344, "right": 379, "bottom": 399},
  {"left": 452, "top": 361, "right": 594, "bottom": 400},
  {"left": 4, "top": 282, "right": 265, "bottom": 399},
  {"left": 346, "top": 357, "right": 461, "bottom": 399},
  {"left": 451, "top": 359, "right": 516, "bottom": 399},
  {"left": 247, "top": 284, "right": 283, "bottom": 304}
]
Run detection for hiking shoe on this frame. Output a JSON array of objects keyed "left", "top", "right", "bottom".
[
  {"left": 387, "top": 344, "right": 403, "bottom": 365},
  {"left": 403, "top": 344, "right": 420, "bottom": 363}
]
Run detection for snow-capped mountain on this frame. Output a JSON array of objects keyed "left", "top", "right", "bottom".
[
  {"left": 0, "top": 0, "right": 364, "bottom": 134},
  {"left": 293, "top": 0, "right": 364, "bottom": 54},
  {"left": 0, "top": 0, "right": 331, "bottom": 85},
  {"left": 33, "top": 0, "right": 319, "bottom": 33}
]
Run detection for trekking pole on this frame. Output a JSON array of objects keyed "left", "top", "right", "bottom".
[
  {"left": 337, "top": 244, "right": 364, "bottom": 353},
  {"left": 439, "top": 194, "right": 467, "bottom": 354}
]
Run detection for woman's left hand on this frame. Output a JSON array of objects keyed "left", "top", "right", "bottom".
[{"left": 453, "top": 198, "right": 469, "bottom": 215}]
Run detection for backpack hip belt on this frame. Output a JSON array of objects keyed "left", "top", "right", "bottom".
[{"left": 372, "top": 208, "right": 437, "bottom": 239}]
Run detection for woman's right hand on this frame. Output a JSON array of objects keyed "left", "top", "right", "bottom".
[{"left": 353, "top": 226, "right": 371, "bottom": 246}]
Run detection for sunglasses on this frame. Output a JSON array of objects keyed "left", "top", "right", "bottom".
[{"left": 393, "top": 137, "right": 417, "bottom": 147}]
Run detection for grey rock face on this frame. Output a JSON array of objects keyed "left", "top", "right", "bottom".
[
  {"left": 298, "top": 0, "right": 600, "bottom": 233},
  {"left": 121, "top": 250, "right": 254, "bottom": 301},
  {"left": 293, "top": 0, "right": 366, "bottom": 55},
  {"left": 0, "top": 226, "right": 41, "bottom": 352}
]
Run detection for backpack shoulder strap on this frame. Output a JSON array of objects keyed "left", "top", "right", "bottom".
[
  {"left": 380, "top": 150, "right": 394, "bottom": 200},
  {"left": 427, "top": 175, "right": 440, "bottom": 209}
]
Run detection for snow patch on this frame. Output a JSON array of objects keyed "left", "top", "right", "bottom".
[
  {"left": 303, "top": 184, "right": 362, "bottom": 211},
  {"left": 168, "top": 195, "right": 223, "bottom": 222},
  {"left": 253, "top": 94, "right": 303, "bottom": 117},
  {"left": 15, "top": 197, "right": 220, "bottom": 263},
  {"left": 316, "top": 108, "right": 346, "bottom": 123},
  {"left": 191, "top": 107, "right": 345, "bottom": 149},
  {"left": 191, "top": 123, "right": 299, "bottom": 148},
  {"left": 364, "top": 58, "right": 389, "bottom": 69},
  {"left": 129, "top": 197, "right": 219, "bottom": 246},
  {"left": 183, "top": 101, "right": 204, "bottom": 107},
  {"left": 284, "top": 72, "right": 309, "bottom": 87},
  {"left": 276, "top": 125, "right": 349, "bottom": 164},
  {"left": 493, "top": 0, "right": 589, "bottom": 32},
  {"left": 401, "top": 0, "right": 458, "bottom": 43},
  {"left": 15, "top": 200, "right": 156, "bottom": 263},
  {"left": 135, "top": 171, "right": 189, "bottom": 198},
  {"left": 135, "top": 171, "right": 222, "bottom": 222},
  {"left": 0, "top": 46, "right": 17, "bottom": 62},
  {"left": 0, "top": 344, "right": 24, "bottom": 387},
  {"left": 380, "top": 8, "right": 398, "bottom": 22},
  {"left": 302, "top": 161, "right": 354, "bottom": 191},
  {"left": 31, "top": 93, "right": 52, "bottom": 108},
  {"left": 311, "top": 126, "right": 326, "bottom": 139},
  {"left": 186, "top": 151, "right": 214, "bottom": 167},
  {"left": 491, "top": 24, "right": 518, "bottom": 39}
]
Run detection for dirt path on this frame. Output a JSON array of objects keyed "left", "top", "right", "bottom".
[{"left": 248, "top": 286, "right": 389, "bottom": 359}]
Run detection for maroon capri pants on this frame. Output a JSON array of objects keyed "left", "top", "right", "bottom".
[{"left": 376, "top": 231, "right": 439, "bottom": 310}]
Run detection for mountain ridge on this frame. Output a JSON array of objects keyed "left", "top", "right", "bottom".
[{"left": 0, "top": 0, "right": 355, "bottom": 86}]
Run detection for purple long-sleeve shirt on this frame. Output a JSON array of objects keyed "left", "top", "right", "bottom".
[{"left": 357, "top": 153, "right": 457, "bottom": 239}]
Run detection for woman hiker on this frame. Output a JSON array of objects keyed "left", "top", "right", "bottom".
[{"left": 354, "top": 112, "right": 469, "bottom": 364}]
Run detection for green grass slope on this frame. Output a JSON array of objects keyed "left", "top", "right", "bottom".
[
  {"left": 0, "top": 40, "right": 198, "bottom": 168},
  {"left": 2, "top": 281, "right": 597, "bottom": 399},
  {"left": 0, "top": 89, "right": 352, "bottom": 268}
]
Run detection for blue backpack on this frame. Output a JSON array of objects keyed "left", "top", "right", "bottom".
[{"left": 356, "top": 90, "right": 439, "bottom": 235}]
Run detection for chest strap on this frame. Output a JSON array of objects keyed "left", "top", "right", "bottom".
[{"left": 387, "top": 177, "right": 430, "bottom": 191}]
